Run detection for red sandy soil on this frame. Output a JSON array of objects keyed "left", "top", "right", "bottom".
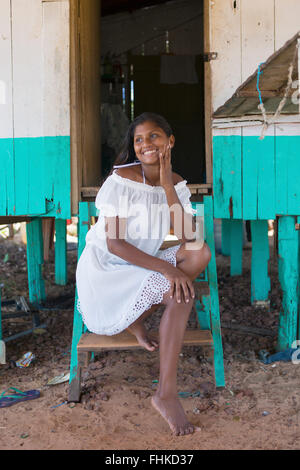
[{"left": 0, "top": 237, "right": 299, "bottom": 450}]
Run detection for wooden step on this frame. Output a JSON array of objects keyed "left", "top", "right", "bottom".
[{"left": 78, "top": 329, "right": 213, "bottom": 353}]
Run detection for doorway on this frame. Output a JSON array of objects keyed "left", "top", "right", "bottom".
[{"left": 70, "top": 0, "right": 211, "bottom": 213}]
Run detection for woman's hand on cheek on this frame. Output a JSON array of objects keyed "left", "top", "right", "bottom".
[{"left": 159, "top": 144, "right": 173, "bottom": 190}]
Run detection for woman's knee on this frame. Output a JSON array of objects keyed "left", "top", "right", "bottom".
[
  {"left": 200, "top": 242, "right": 211, "bottom": 266},
  {"left": 185, "top": 241, "right": 211, "bottom": 270}
]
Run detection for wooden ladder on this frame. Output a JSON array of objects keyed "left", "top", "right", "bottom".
[{"left": 68, "top": 196, "right": 225, "bottom": 402}]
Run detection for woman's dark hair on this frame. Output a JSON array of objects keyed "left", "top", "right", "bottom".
[{"left": 108, "top": 112, "right": 173, "bottom": 176}]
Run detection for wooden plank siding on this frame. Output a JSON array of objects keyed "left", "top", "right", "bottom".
[
  {"left": 213, "top": 128, "right": 242, "bottom": 219},
  {"left": 0, "top": 0, "right": 14, "bottom": 216},
  {"left": 242, "top": 125, "right": 276, "bottom": 220},
  {"left": 210, "top": 0, "right": 300, "bottom": 220},
  {"left": 275, "top": 123, "right": 300, "bottom": 216},
  {"left": 0, "top": 0, "right": 71, "bottom": 219},
  {"left": 210, "top": 0, "right": 300, "bottom": 115},
  {"left": 213, "top": 122, "right": 300, "bottom": 219}
]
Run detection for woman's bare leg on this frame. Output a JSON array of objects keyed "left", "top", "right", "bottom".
[
  {"left": 127, "top": 304, "right": 161, "bottom": 351},
  {"left": 151, "top": 241, "right": 211, "bottom": 435},
  {"left": 152, "top": 296, "right": 197, "bottom": 436}
]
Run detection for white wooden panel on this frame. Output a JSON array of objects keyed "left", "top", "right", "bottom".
[
  {"left": 213, "top": 126, "right": 242, "bottom": 137},
  {"left": 11, "top": 0, "right": 43, "bottom": 138},
  {"left": 210, "top": 0, "right": 242, "bottom": 112},
  {"left": 0, "top": 0, "right": 13, "bottom": 139},
  {"left": 42, "top": 0, "right": 70, "bottom": 137},
  {"left": 241, "top": 0, "right": 275, "bottom": 82},
  {"left": 243, "top": 123, "right": 275, "bottom": 137},
  {"left": 275, "top": 0, "right": 300, "bottom": 50},
  {"left": 275, "top": 122, "right": 300, "bottom": 136}
]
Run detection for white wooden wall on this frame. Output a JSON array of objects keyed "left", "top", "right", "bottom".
[
  {"left": 0, "top": 0, "right": 70, "bottom": 139},
  {"left": 210, "top": 0, "right": 300, "bottom": 112},
  {"left": 0, "top": 0, "right": 14, "bottom": 140}
]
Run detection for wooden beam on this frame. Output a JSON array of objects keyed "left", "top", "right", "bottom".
[
  {"left": 204, "top": 0, "right": 213, "bottom": 185},
  {"left": 81, "top": 183, "right": 213, "bottom": 199},
  {"left": 78, "top": 329, "right": 213, "bottom": 352},
  {"left": 70, "top": 0, "right": 81, "bottom": 216},
  {"left": 237, "top": 90, "right": 283, "bottom": 98}
]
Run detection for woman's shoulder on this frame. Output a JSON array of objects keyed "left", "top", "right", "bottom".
[
  {"left": 114, "top": 166, "right": 142, "bottom": 183},
  {"left": 172, "top": 172, "right": 185, "bottom": 185},
  {"left": 115, "top": 167, "right": 185, "bottom": 186}
]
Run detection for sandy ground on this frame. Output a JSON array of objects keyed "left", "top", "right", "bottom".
[{"left": 0, "top": 234, "right": 300, "bottom": 450}]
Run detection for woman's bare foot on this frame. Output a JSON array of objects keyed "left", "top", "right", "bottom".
[
  {"left": 128, "top": 323, "right": 159, "bottom": 352},
  {"left": 151, "top": 394, "right": 200, "bottom": 436}
]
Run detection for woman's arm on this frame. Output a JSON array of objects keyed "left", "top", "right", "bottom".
[
  {"left": 105, "top": 215, "right": 173, "bottom": 273},
  {"left": 105, "top": 216, "right": 195, "bottom": 303},
  {"left": 164, "top": 181, "right": 196, "bottom": 244},
  {"left": 159, "top": 148, "right": 196, "bottom": 244}
]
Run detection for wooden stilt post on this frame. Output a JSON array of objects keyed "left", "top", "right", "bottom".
[
  {"left": 204, "top": 196, "right": 225, "bottom": 388},
  {"left": 277, "top": 216, "right": 299, "bottom": 352},
  {"left": 221, "top": 219, "right": 231, "bottom": 256},
  {"left": 230, "top": 219, "right": 243, "bottom": 276},
  {"left": 26, "top": 218, "right": 46, "bottom": 305},
  {"left": 195, "top": 296, "right": 211, "bottom": 330},
  {"left": 69, "top": 203, "right": 90, "bottom": 402},
  {"left": 250, "top": 220, "right": 270, "bottom": 305},
  {"left": 298, "top": 217, "right": 300, "bottom": 341},
  {"left": 55, "top": 219, "right": 67, "bottom": 286}
]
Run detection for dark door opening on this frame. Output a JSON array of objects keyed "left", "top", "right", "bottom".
[{"left": 100, "top": 0, "right": 206, "bottom": 184}]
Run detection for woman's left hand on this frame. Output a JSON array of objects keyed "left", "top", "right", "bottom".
[{"left": 159, "top": 144, "right": 173, "bottom": 190}]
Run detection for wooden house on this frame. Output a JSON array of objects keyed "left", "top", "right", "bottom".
[
  {"left": 210, "top": 1, "right": 300, "bottom": 351},
  {"left": 0, "top": 0, "right": 299, "bottom": 351}
]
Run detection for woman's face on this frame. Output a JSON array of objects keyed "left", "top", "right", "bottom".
[{"left": 133, "top": 121, "right": 175, "bottom": 165}]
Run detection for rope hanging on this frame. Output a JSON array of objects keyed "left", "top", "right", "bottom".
[{"left": 257, "top": 42, "right": 299, "bottom": 140}]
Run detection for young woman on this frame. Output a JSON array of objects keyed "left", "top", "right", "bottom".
[{"left": 76, "top": 112, "right": 211, "bottom": 436}]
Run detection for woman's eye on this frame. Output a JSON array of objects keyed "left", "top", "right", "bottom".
[{"left": 151, "top": 133, "right": 158, "bottom": 138}]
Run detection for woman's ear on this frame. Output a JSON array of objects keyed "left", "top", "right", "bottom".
[{"left": 169, "top": 135, "right": 175, "bottom": 149}]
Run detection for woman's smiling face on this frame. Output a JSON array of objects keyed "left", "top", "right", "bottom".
[{"left": 133, "top": 121, "right": 175, "bottom": 164}]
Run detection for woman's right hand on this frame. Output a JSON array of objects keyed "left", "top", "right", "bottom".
[{"left": 161, "top": 264, "right": 195, "bottom": 304}]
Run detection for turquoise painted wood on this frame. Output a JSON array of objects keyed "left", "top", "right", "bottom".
[
  {"left": 250, "top": 220, "right": 270, "bottom": 304},
  {"left": 298, "top": 218, "right": 300, "bottom": 341},
  {"left": 213, "top": 133, "right": 300, "bottom": 354},
  {"left": 193, "top": 203, "right": 211, "bottom": 331},
  {"left": 69, "top": 203, "right": 92, "bottom": 395},
  {"left": 230, "top": 219, "right": 243, "bottom": 276},
  {"left": 213, "top": 135, "right": 242, "bottom": 219},
  {"left": 203, "top": 196, "right": 225, "bottom": 388},
  {"left": 0, "top": 285, "right": 2, "bottom": 341},
  {"left": 257, "top": 139, "right": 276, "bottom": 220},
  {"left": 277, "top": 216, "right": 299, "bottom": 351},
  {"left": 0, "top": 136, "right": 71, "bottom": 219},
  {"left": 213, "top": 135, "right": 300, "bottom": 219},
  {"left": 26, "top": 218, "right": 46, "bottom": 305},
  {"left": 195, "top": 296, "right": 211, "bottom": 330},
  {"left": 14, "top": 138, "right": 46, "bottom": 216},
  {"left": 55, "top": 219, "right": 67, "bottom": 286},
  {"left": 243, "top": 136, "right": 276, "bottom": 220},
  {"left": 221, "top": 219, "right": 231, "bottom": 256},
  {"left": 276, "top": 137, "right": 300, "bottom": 215},
  {"left": 0, "top": 139, "right": 14, "bottom": 216}
]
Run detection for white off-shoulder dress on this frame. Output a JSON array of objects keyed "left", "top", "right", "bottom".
[{"left": 76, "top": 166, "right": 196, "bottom": 336}]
